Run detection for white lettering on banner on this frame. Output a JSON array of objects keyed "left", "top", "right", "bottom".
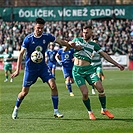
[
  {"left": 19, "top": 9, "right": 55, "bottom": 18},
  {"left": 58, "top": 8, "right": 71, "bottom": 17},
  {"left": 102, "top": 55, "right": 128, "bottom": 66},
  {"left": 90, "top": 9, "right": 125, "bottom": 17},
  {"left": 57, "top": 8, "right": 88, "bottom": 17},
  {"left": 83, "top": 8, "right": 88, "bottom": 16},
  {"left": 19, "top": 8, "right": 125, "bottom": 18}
]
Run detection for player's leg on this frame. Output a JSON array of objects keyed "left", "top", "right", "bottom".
[
  {"left": 63, "top": 68, "right": 74, "bottom": 96},
  {"left": 72, "top": 66, "right": 96, "bottom": 120},
  {"left": 12, "top": 87, "right": 30, "bottom": 119},
  {"left": 93, "top": 80, "right": 114, "bottom": 119},
  {"left": 9, "top": 65, "right": 13, "bottom": 82},
  {"left": 4, "top": 65, "right": 8, "bottom": 82},
  {"left": 12, "top": 70, "right": 37, "bottom": 119},
  {"left": 80, "top": 84, "right": 96, "bottom": 120},
  {"left": 42, "top": 66, "right": 63, "bottom": 118},
  {"left": 70, "top": 78, "right": 74, "bottom": 84},
  {"left": 47, "top": 78, "right": 63, "bottom": 118},
  {"left": 65, "top": 76, "right": 74, "bottom": 96},
  {"left": 51, "top": 64, "right": 56, "bottom": 78},
  {"left": 4, "top": 70, "right": 8, "bottom": 82}
]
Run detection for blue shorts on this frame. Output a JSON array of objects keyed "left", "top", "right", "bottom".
[
  {"left": 62, "top": 67, "right": 73, "bottom": 79},
  {"left": 23, "top": 65, "right": 53, "bottom": 87},
  {"left": 48, "top": 62, "right": 56, "bottom": 70}
]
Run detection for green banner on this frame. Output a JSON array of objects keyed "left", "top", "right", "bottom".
[{"left": 0, "top": 5, "right": 133, "bottom": 21}]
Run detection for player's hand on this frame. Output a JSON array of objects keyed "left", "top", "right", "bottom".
[
  {"left": 57, "top": 61, "right": 62, "bottom": 65},
  {"left": 69, "top": 41, "right": 82, "bottom": 50},
  {"left": 117, "top": 64, "right": 125, "bottom": 71},
  {"left": 10, "top": 70, "right": 20, "bottom": 78}
]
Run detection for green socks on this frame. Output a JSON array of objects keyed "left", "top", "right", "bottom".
[{"left": 83, "top": 98, "right": 91, "bottom": 111}]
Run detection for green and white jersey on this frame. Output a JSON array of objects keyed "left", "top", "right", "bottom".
[
  {"left": 2, "top": 52, "right": 12, "bottom": 65},
  {"left": 72, "top": 37, "right": 103, "bottom": 63},
  {"left": 91, "top": 51, "right": 102, "bottom": 67}
]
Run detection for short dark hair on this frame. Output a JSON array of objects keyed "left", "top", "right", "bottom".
[
  {"left": 35, "top": 17, "right": 45, "bottom": 24},
  {"left": 83, "top": 25, "right": 92, "bottom": 30}
]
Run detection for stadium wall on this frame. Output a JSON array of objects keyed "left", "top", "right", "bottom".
[{"left": 0, "top": 53, "right": 129, "bottom": 70}]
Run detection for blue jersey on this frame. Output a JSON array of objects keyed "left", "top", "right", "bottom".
[
  {"left": 22, "top": 32, "right": 55, "bottom": 71},
  {"left": 58, "top": 48, "right": 74, "bottom": 70},
  {"left": 46, "top": 49, "right": 57, "bottom": 64}
]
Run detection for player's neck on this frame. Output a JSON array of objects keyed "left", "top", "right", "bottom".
[
  {"left": 83, "top": 37, "right": 92, "bottom": 42},
  {"left": 34, "top": 32, "right": 42, "bottom": 38}
]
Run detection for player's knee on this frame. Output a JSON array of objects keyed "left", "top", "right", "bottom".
[
  {"left": 65, "top": 81, "right": 71, "bottom": 85},
  {"left": 82, "top": 92, "right": 88, "bottom": 99},
  {"left": 50, "top": 83, "right": 57, "bottom": 90},
  {"left": 20, "top": 91, "right": 28, "bottom": 97},
  {"left": 98, "top": 91, "right": 105, "bottom": 96}
]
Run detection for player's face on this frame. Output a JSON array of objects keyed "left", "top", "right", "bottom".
[
  {"left": 49, "top": 45, "right": 54, "bottom": 50},
  {"left": 82, "top": 28, "right": 93, "bottom": 41},
  {"left": 34, "top": 24, "right": 44, "bottom": 37}
]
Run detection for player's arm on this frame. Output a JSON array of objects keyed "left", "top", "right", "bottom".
[
  {"left": 45, "top": 52, "right": 48, "bottom": 64},
  {"left": 55, "top": 39, "right": 82, "bottom": 50},
  {"left": 11, "top": 47, "right": 26, "bottom": 78},
  {"left": 99, "top": 51, "right": 125, "bottom": 71},
  {"left": 55, "top": 53, "right": 62, "bottom": 65}
]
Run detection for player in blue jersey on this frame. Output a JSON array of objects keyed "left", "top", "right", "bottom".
[
  {"left": 55, "top": 46, "right": 75, "bottom": 96},
  {"left": 45, "top": 42, "right": 58, "bottom": 78},
  {"left": 71, "top": 25, "right": 125, "bottom": 120},
  {"left": 11, "top": 17, "right": 81, "bottom": 119}
]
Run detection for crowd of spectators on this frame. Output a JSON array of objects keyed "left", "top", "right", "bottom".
[{"left": 0, "top": 19, "right": 133, "bottom": 55}]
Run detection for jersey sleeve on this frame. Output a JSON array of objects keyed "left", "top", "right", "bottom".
[
  {"left": 92, "top": 42, "right": 103, "bottom": 53},
  {"left": 48, "top": 34, "right": 56, "bottom": 42},
  {"left": 72, "top": 38, "right": 77, "bottom": 43},
  {"left": 57, "top": 49, "right": 62, "bottom": 55},
  {"left": 21, "top": 36, "right": 29, "bottom": 49}
]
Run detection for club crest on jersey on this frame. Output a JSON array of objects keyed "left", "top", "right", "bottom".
[
  {"left": 35, "top": 46, "right": 43, "bottom": 52},
  {"left": 65, "top": 54, "right": 69, "bottom": 59},
  {"left": 43, "top": 40, "right": 46, "bottom": 44}
]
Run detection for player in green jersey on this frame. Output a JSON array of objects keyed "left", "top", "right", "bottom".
[
  {"left": 71, "top": 25, "right": 125, "bottom": 120},
  {"left": 1, "top": 48, "right": 13, "bottom": 82},
  {"left": 91, "top": 38, "right": 105, "bottom": 94}
]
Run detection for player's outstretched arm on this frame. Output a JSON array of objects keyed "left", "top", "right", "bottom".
[
  {"left": 11, "top": 48, "right": 26, "bottom": 78},
  {"left": 100, "top": 51, "right": 125, "bottom": 71},
  {"left": 55, "top": 39, "right": 82, "bottom": 50}
]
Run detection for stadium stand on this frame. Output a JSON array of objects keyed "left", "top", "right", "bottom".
[{"left": 0, "top": 19, "right": 132, "bottom": 55}]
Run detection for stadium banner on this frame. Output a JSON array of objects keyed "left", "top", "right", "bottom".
[
  {"left": 1, "top": 5, "right": 133, "bottom": 21},
  {"left": 102, "top": 55, "right": 128, "bottom": 66}
]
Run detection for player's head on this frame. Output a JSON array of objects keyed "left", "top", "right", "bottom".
[
  {"left": 5, "top": 48, "right": 8, "bottom": 53},
  {"left": 34, "top": 17, "right": 45, "bottom": 37},
  {"left": 49, "top": 42, "right": 55, "bottom": 50},
  {"left": 82, "top": 25, "right": 93, "bottom": 41}
]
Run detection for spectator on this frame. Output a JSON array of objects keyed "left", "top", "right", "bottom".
[{"left": 0, "top": 19, "right": 132, "bottom": 56}]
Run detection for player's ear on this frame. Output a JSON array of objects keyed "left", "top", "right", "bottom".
[{"left": 34, "top": 25, "right": 36, "bottom": 30}]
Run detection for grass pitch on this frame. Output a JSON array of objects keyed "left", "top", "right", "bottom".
[{"left": 0, "top": 69, "right": 132, "bottom": 133}]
